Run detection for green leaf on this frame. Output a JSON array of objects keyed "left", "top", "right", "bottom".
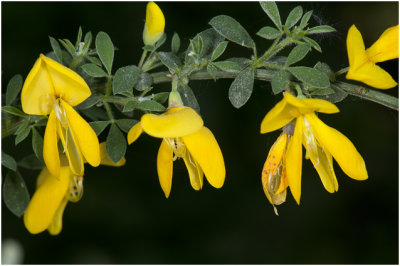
[
  {"left": 2, "top": 106, "right": 27, "bottom": 117},
  {"left": 3, "top": 171, "right": 30, "bottom": 217},
  {"left": 75, "top": 26, "right": 83, "bottom": 47},
  {"left": 190, "top": 35, "right": 204, "bottom": 55},
  {"left": 171, "top": 32, "right": 181, "bottom": 53},
  {"left": 209, "top": 15, "right": 254, "bottom": 48},
  {"left": 5, "top": 74, "right": 23, "bottom": 106},
  {"left": 49, "top": 36, "right": 63, "bottom": 63},
  {"left": 84, "top": 31, "right": 92, "bottom": 44},
  {"left": 18, "top": 154, "right": 45, "bottom": 170},
  {"left": 300, "top": 10, "right": 313, "bottom": 27},
  {"left": 116, "top": 119, "right": 138, "bottom": 133},
  {"left": 271, "top": 70, "right": 289, "bottom": 94},
  {"left": 158, "top": 52, "right": 182, "bottom": 72},
  {"left": 303, "top": 36, "right": 322, "bottom": 53},
  {"left": 31, "top": 128, "right": 44, "bottom": 161},
  {"left": 113, "top": 65, "right": 140, "bottom": 95},
  {"left": 256, "top": 26, "right": 281, "bottom": 40},
  {"left": 178, "top": 85, "right": 200, "bottom": 114},
  {"left": 154, "top": 33, "right": 167, "bottom": 49},
  {"left": 95, "top": 31, "right": 114, "bottom": 75},
  {"left": 2, "top": 152, "right": 17, "bottom": 172},
  {"left": 228, "top": 67, "right": 255, "bottom": 108},
  {"left": 106, "top": 124, "right": 127, "bottom": 164},
  {"left": 211, "top": 41, "right": 229, "bottom": 61},
  {"left": 14, "top": 119, "right": 30, "bottom": 136},
  {"left": 288, "top": 66, "right": 330, "bottom": 88},
  {"left": 76, "top": 93, "right": 101, "bottom": 110},
  {"left": 307, "top": 25, "right": 336, "bottom": 34},
  {"left": 135, "top": 72, "right": 153, "bottom": 92},
  {"left": 59, "top": 39, "right": 76, "bottom": 56},
  {"left": 285, "top": 6, "right": 303, "bottom": 29},
  {"left": 319, "top": 84, "right": 348, "bottom": 103},
  {"left": 86, "top": 55, "right": 102, "bottom": 66},
  {"left": 196, "top": 28, "right": 225, "bottom": 59},
  {"left": 123, "top": 100, "right": 138, "bottom": 112},
  {"left": 80, "top": 63, "right": 108, "bottom": 77},
  {"left": 314, "top": 61, "right": 335, "bottom": 82},
  {"left": 207, "top": 63, "right": 218, "bottom": 79},
  {"left": 137, "top": 100, "right": 166, "bottom": 112},
  {"left": 309, "top": 87, "right": 335, "bottom": 96},
  {"left": 89, "top": 121, "right": 110, "bottom": 136},
  {"left": 213, "top": 61, "right": 241, "bottom": 73},
  {"left": 153, "top": 92, "right": 169, "bottom": 104},
  {"left": 260, "top": 2, "right": 282, "bottom": 30},
  {"left": 285, "top": 43, "right": 311, "bottom": 66},
  {"left": 15, "top": 125, "right": 31, "bottom": 145}
]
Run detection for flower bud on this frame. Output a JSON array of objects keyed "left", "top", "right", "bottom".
[{"left": 143, "top": 2, "right": 165, "bottom": 46}]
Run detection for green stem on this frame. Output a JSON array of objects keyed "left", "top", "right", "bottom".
[
  {"left": 106, "top": 76, "right": 112, "bottom": 96},
  {"left": 138, "top": 50, "right": 148, "bottom": 69},
  {"left": 103, "top": 102, "right": 114, "bottom": 123},
  {"left": 150, "top": 69, "right": 398, "bottom": 110}
]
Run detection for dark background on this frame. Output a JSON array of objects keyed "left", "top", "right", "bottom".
[{"left": 2, "top": 2, "right": 398, "bottom": 264}]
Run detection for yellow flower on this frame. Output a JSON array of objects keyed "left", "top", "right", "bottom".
[
  {"left": 127, "top": 106, "right": 225, "bottom": 198},
  {"left": 346, "top": 24, "right": 399, "bottom": 89},
  {"left": 21, "top": 54, "right": 101, "bottom": 177},
  {"left": 143, "top": 2, "right": 165, "bottom": 46},
  {"left": 23, "top": 143, "right": 125, "bottom": 235},
  {"left": 261, "top": 131, "right": 289, "bottom": 215},
  {"left": 260, "top": 93, "right": 368, "bottom": 204}
]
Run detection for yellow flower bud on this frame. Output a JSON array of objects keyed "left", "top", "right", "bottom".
[{"left": 143, "top": 2, "right": 165, "bottom": 46}]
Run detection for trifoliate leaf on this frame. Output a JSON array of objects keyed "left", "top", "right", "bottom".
[
  {"left": 106, "top": 124, "right": 127, "bottom": 164},
  {"left": 153, "top": 92, "right": 169, "bottom": 104},
  {"left": 209, "top": 15, "right": 254, "bottom": 48},
  {"left": 300, "top": 10, "right": 313, "bottom": 27},
  {"left": 122, "top": 101, "right": 138, "bottom": 113},
  {"left": 49, "top": 37, "right": 63, "bottom": 63},
  {"left": 178, "top": 85, "right": 200, "bottom": 114},
  {"left": 3, "top": 171, "right": 30, "bottom": 218},
  {"left": 76, "top": 93, "right": 101, "bottom": 110},
  {"left": 303, "top": 36, "right": 322, "bottom": 53},
  {"left": 229, "top": 67, "right": 255, "bottom": 108},
  {"left": 95, "top": 31, "right": 114, "bottom": 75},
  {"left": 113, "top": 65, "right": 140, "bottom": 95},
  {"left": 5, "top": 75, "right": 23, "bottom": 106},
  {"left": 135, "top": 72, "right": 153, "bottom": 92},
  {"left": 158, "top": 52, "right": 182, "bottom": 72},
  {"left": 15, "top": 125, "right": 31, "bottom": 146},
  {"left": 18, "top": 154, "right": 45, "bottom": 170},
  {"left": 260, "top": 2, "right": 282, "bottom": 30},
  {"left": 213, "top": 61, "right": 241, "bottom": 73},
  {"left": 207, "top": 63, "right": 218, "bottom": 79}
]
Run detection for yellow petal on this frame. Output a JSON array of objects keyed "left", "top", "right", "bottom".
[
  {"left": 23, "top": 167, "right": 70, "bottom": 234},
  {"left": 21, "top": 55, "right": 55, "bottom": 115},
  {"left": 183, "top": 150, "right": 204, "bottom": 191},
  {"left": 47, "top": 198, "right": 68, "bottom": 235},
  {"left": 99, "top": 142, "right": 126, "bottom": 166},
  {"left": 61, "top": 100, "right": 101, "bottom": 167},
  {"left": 346, "top": 25, "right": 369, "bottom": 73},
  {"left": 141, "top": 107, "right": 203, "bottom": 138},
  {"left": 41, "top": 55, "right": 91, "bottom": 106},
  {"left": 143, "top": 1, "right": 165, "bottom": 45},
  {"left": 260, "top": 99, "right": 298, "bottom": 134},
  {"left": 302, "top": 117, "right": 338, "bottom": 193},
  {"left": 56, "top": 110, "right": 84, "bottom": 177},
  {"left": 182, "top": 126, "right": 225, "bottom": 189},
  {"left": 366, "top": 25, "right": 399, "bottom": 63},
  {"left": 284, "top": 92, "right": 340, "bottom": 114},
  {"left": 127, "top": 122, "right": 143, "bottom": 144},
  {"left": 43, "top": 110, "right": 60, "bottom": 177},
  {"left": 346, "top": 60, "right": 397, "bottom": 89},
  {"left": 157, "top": 139, "right": 174, "bottom": 198},
  {"left": 305, "top": 113, "right": 368, "bottom": 180},
  {"left": 286, "top": 116, "right": 303, "bottom": 205}
]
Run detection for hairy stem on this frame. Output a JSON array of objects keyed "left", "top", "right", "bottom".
[{"left": 150, "top": 69, "right": 398, "bottom": 110}]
